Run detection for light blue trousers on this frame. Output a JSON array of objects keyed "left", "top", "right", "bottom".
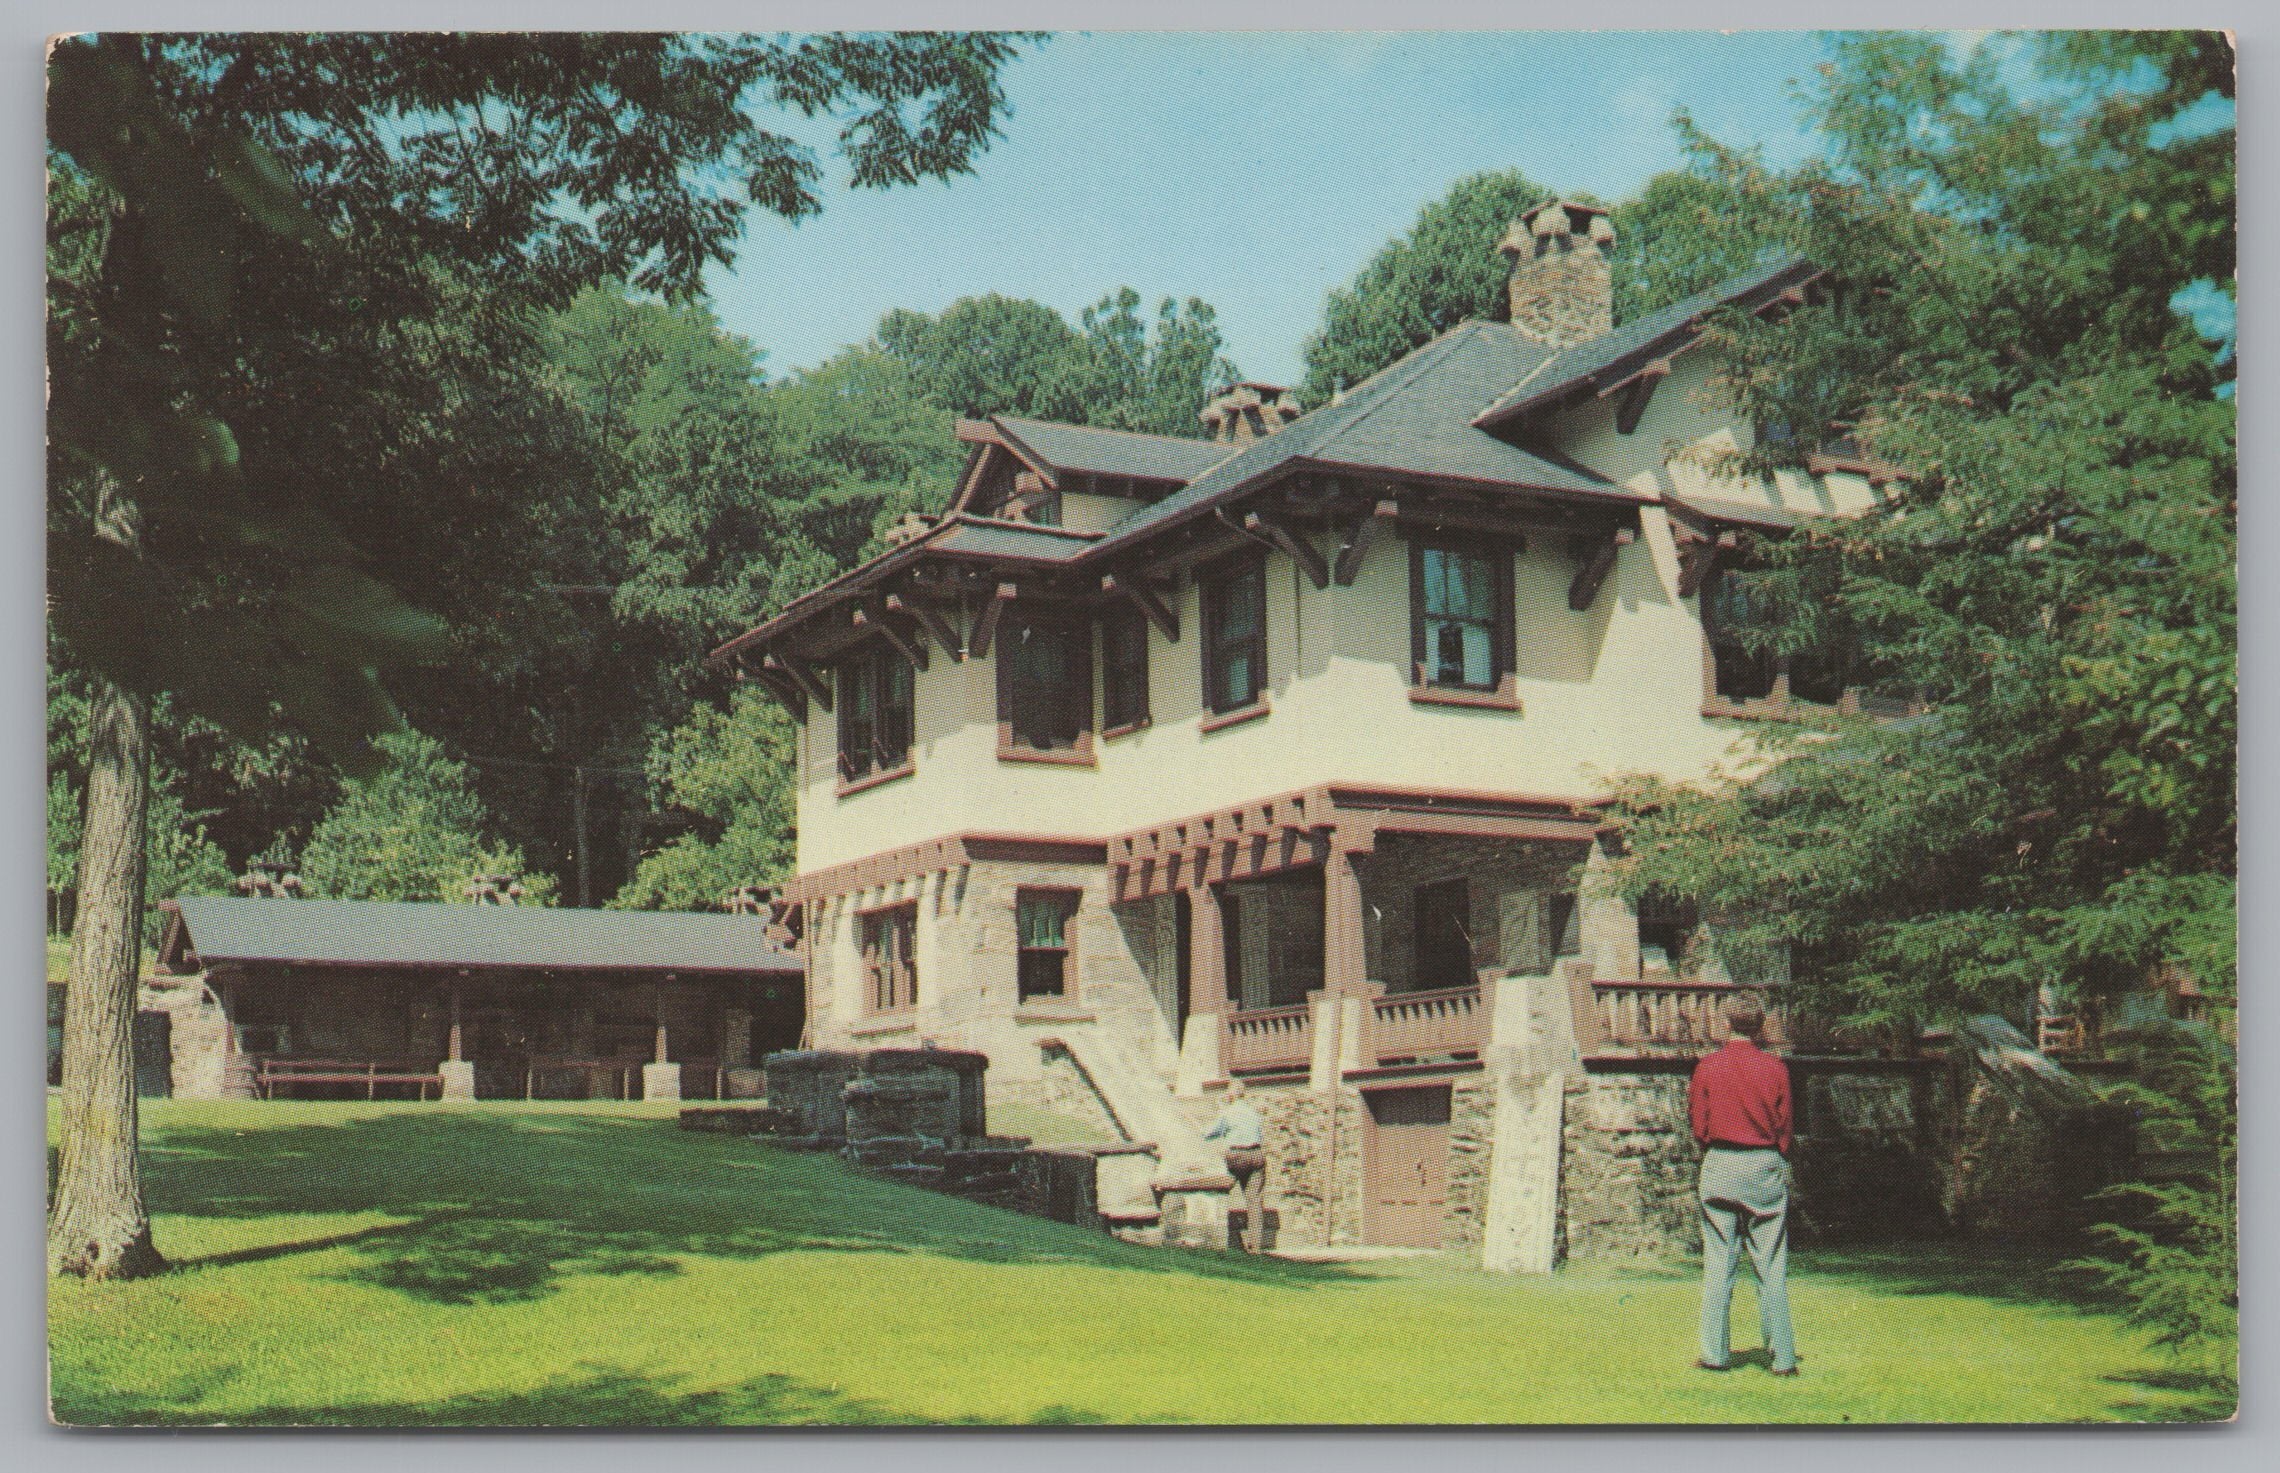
[{"left": 1698, "top": 1146, "right": 1798, "bottom": 1372}]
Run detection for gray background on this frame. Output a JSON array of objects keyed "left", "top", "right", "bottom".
[{"left": 9, "top": 2, "right": 2267, "bottom": 1467}]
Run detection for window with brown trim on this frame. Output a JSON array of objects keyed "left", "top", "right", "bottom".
[
  {"left": 1700, "top": 563, "right": 1853, "bottom": 710},
  {"left": 998, "top": 612, "right": 1093, "bottom": 755},
  {"left": 860, "top": 904, "right": 918, "bottom": 1014},
  {"left": 1101, "top": 605, "right": 1150, "bottom": 733},
  {"left": 1409, "top": 538, "right": 1514, "bottom": 692},
  {"left": 1016, "top": 889, "right": 1079, "bottom": 1001},
  {"left": 837, "top": 646, "right": 915, "bottom": 782},
  {"left": 1201, "top": 555, "right": 1266, "bottom": 714}
]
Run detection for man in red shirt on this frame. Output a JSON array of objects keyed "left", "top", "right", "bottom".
[{"left": 1688, "top": 999, "right": 1799, "bottom": 1375}]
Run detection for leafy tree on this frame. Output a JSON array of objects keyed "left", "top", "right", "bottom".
[
  {"left": 1296, "top": 169, "right": 1552, "bottom": 406},
  {"left": 878, "top": 293, "right": 1088, "bottom": 421},
  {"left": 1595, "top": 32, "right": 2233, "bottom": 1365},
  {"left": 45, "top": 30, "right": 1026, "bottom": 1280},
  {"left": 877, "top": 288, "right": 1237, "bottom": 435},
  {"left": 299, "top": 732, "right": 556, "bottom": 905},
  {"left": 615, "top": 690, "right": 799, "bottom": 913},
  {"left": 1064, "top": 288, "right": 1240, "bottom": 437}
]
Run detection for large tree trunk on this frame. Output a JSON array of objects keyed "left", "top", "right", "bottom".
[{"left": 48, "top": 485, "right": 166, "bottom": 1280}]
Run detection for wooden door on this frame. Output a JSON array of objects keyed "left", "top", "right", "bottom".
[{"left": 1366, "top": 1086, "right": 1453, "bottom": 1248}]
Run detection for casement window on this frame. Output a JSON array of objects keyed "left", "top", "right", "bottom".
[
  {"left": 998, "top": 613, "right": 1094, "bottom": 758},
  {"left": 837, "top": 646, "right": 915, "bottom": 784},
  {"left": 1413, "top": 878, "right": 1474, "bottom": 991},
  {"left": 1700, "top": 564, "right": 1852, "bottom": 709},
  {"left": 860, "top": 904, "right": 919, "bottom": 1014},
  {"left": 1201, "top": 556, "right": 1267, "bottom": 714},
  {"left": 1100, "top": 605, "right": 1151, "bottom": 734},
  {"left": 1016, "top": 890, "right": 1080, "bottom": 1001},
  {"left": 1409, "top": 539, "right": 1514, "bottom": 692}
]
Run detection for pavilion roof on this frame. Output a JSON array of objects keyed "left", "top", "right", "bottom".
[{"left": 156, "top": 897, "right": 801, "bottom": 977}]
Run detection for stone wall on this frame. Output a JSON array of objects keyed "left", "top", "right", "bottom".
[
  {"left": 1443, "top": 1075, "right": 1497, "bottom": 1257},
  {"left": 989, "top": 1043, "right": 1125, "bottom": 1143},
  {"left": 1558, "top": 1069, "right": 1699, "bottom": 1263},
  {"left": 136, "top": 975, "right": 235, "bottom": 1099},
  {"left": 1358, "top": 836, "right": 1585, "bottom": 992},
  {"left": 1947, "top": 1073, "right": 2135, "bottom": 1243}
]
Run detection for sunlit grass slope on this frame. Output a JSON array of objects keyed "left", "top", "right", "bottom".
[{"left": 48, "top": 1100, "right": 2226, "bottom": 1426}]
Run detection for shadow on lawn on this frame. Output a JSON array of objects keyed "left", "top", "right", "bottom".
[
  {"left": 142, "top": 1108, "right": 1360, "bottom": 1307},
  {"left": 1802, "top": 1244, "right": 2121, "bottom": 1314},
  {"left": 2101, "top": 1367, "right": 2238, "bottom": 1424},
  {"left": 73, "top": 1362, "right": 1140, "bottom": 1428}
]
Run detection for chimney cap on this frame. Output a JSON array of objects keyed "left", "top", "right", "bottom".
[{"left": 1501, "top": 200, "right": 1616, "bottom": 256}]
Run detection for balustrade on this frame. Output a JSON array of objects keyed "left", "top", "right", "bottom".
[
  {"left": 1369, "top": 985, "right": 1484, "bottom": 1065},
  {"left": 1223, "top": 1003, "right": 1313, "bottom": 1075}
]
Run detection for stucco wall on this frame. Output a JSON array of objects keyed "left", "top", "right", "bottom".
[{"left": 790, "top": 352, "right": 1885, "bottom": 874}]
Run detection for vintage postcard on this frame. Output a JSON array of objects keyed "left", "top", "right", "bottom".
[{"left": 45, "top": 28, "right": 2237, "bottom": 1426}]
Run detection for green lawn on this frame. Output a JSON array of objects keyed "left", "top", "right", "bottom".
[{"left": 48, "top": 1100, "right": 2229, "bottom": 1426}]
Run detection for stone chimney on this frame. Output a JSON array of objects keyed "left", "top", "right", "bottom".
[
  {"left": 1199, "top": 382, "right": 1301, "bottom": 445},
  {"left": 465, "top": 873, "right": 526, "bottom": 906},
  {"left": 233, "top": 859, "right": 302, "bottom": 899},
  {"left": 1497, "top": 200, "right": 1617, "bottom": 348}
]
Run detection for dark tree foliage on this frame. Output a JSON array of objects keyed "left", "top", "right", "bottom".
[{"left": 1595, "top": 33, "right": 2233, "bottom": 1367}]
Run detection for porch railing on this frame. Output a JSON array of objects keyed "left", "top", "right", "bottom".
[
  {"left": 1590, "top": 980, "right": 1788, "bottom": 1052},
  {"left": 1224, "top": 1004, "right": 1313, "bottom": 1075},
  {"left": 1369, "top": 985, "right": 1485, "bottom": 1065}
]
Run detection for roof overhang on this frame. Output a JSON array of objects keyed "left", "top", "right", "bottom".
[{"left": 1472, "top": 261, "right": 1829, "bottom": 434}]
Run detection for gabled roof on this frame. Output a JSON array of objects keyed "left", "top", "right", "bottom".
[
  {"left": 1090, "top": 322, "right": 1637, "bottom": 553},
  {"left": 990, "top": 416, "right": 1230, "bottom": 484},
  {"left": 1473, "top": 254, "right": 1822, "bottom": 430},
  {"left": 158, "top": 896, "right": 801, "bottom": 977},
  {"left": 712, "top": 250, "right": 1823, "bottom": 665}
]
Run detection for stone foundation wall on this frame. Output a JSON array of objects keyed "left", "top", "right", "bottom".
[
  {"left": 1558, "top": 1071, "right": 1699, "bottom": 1263},
  {"left": 1443, "top": 1076, "right": 1497, "bottom": 1256},
  {"left": 990, "top": 1043, "right": 1126, "bottom": 1143}
]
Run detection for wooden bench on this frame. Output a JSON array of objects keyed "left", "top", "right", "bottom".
[{"left": 256, "top": 1058, "right": 444, "bottom": 1101}]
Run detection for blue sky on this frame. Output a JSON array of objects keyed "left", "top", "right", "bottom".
[{"left": 705, "top": 31, "right": 1837, "bottom": 388}]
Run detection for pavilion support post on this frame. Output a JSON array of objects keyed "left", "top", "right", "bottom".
[
  {"left": 439, "top": 981, "right": 475, "bottom": 1102},
  {"left": 642, "top": 977, "right": 682, "bottom": 1103},
  {"left": 1175, "top": 885, "right": 1228, "bottom": 1096}
]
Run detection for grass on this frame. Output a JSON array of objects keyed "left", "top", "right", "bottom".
[{"left": 47, "top": 1100, "right": 2231, "bottom": 1427}]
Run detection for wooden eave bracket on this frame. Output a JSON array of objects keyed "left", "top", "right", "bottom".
[
  {"left": 764, "top": 653, "right": 832, "bottom": 713},
  {"left": 853, "top": 600, "right": 929, "bottom": 672},
  {"left": 1240, "top": 509, "right": 1329, "bottom": 588},
  {"left": 1566, "top": 527, "right": 1635, "bottom": 611},
  {"left": 887, "top": 593, "right": 965, "bottom": 661},
  {"left": 1333, "top": 499, "right": 1399, "bottom": 586},
  {"left": 967, "top": 582, "right": 1018, "bottom": 659},
  {"left": 1102, "top": 573, "right": 1179, "bottom": 641},
  {"left": 1602, "top": 359, "right": 1670, "bottom": 436},
  {"left": 1671, "top": 524, "right": 1742, "bottom": 600}
]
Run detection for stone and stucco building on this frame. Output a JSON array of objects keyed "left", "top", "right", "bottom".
[{"left": 716, "top": 201, "right": 1931, "bottom": 1264}]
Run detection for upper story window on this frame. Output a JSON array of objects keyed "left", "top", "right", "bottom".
[
  {"left": 1201, "top": 555, "right": 1267, "bottom": 714},
  {"left": 998, "top": 612, "right": 1094, "bottom": 760},
  {"left": 838, "top": 646, "right": 915, "bottom": 784},
  {"left": 1410, "top": 540, "right": 1514, "bottom": 692},
  {"left": 1700, "top": 564, "right": 1852, "bottom": 710},
  {"left": 860, "top": 903, "right": 918, "bottom": 1014},
  {"left": 1101, "top": 605, "right": 1151, "bottom": 734},
  {"left": 1016, "top": 889, "right": 1080, "bottom": 1001}
]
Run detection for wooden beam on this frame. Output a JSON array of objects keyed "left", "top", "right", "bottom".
[
  {"left": 1244, "top": 511, "right": 1329, "bottom": 589},
  {"left": 887, "top": 593, "right": 964, "bottom": 661},
  {"left": 968, "top": 582, "right": 1017, "bottom": 659},
  {"left": 1610, "top": 361, "right": 1669, "bottom": 435},
  {"left": 852, "top": 603, "right": 928, "bottom": 672},
  {"left": 1674, "top": 528, "right": 1739, "bottom": 600},
  {"left": 746, "top": 667, "right": 807, "bottom": 720},
  {"left": 1567, "top": 527, "right": 1635, "bottom": 611},
  {"left": 1102, "top": 573, "right": 1179, "bottom": 641},
  {"left": 764, "top": 653, "right": 831, "bottom": 713},
  {"left": 1333, "top": 499, "right": 1399, "bottom": 585}
]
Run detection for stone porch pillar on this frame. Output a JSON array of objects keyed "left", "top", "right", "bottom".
[
  {"left": 1175, "top": 884, "right": 1227, "bottom": 1095},
  {"left": 439, "top": 982, "right": 475, "bottom": 1101},
  {"left": 642, "top": 977, "right": 682, "bottom": 1102},
  {"left": 1323, "top": 844, "right": 1368, "bottom": 995}
]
